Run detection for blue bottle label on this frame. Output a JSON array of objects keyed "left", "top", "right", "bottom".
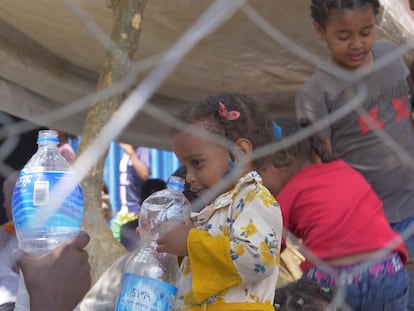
[
  {"left": 12, "top": 171, "right": 83, "bottom": 230},
  {"left": 115, "top": 273, "right": 177, "bottom": 311}
]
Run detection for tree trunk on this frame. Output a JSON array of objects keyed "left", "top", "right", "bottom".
[{"left": 77, "top": 0, "right": 148, "bottom": 284}]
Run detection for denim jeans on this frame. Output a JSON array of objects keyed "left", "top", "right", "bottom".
[
  {"left": 303, "top": 252, "right": 409, "bottom": 311},
  {"left": 391, "top": 214, "right": 414, "bottom": 311}
]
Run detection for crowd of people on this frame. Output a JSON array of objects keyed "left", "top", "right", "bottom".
[{"left": 2, "top": 0, "right": 414, "bottom": 310}]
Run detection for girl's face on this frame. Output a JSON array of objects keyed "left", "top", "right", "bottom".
[
  {"left": 314, "top": 5, "right": 376, "bottom": 71},
  {"left": 173, "top": 126, "right": 232, "bottom": 198}
]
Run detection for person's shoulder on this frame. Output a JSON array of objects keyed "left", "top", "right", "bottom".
[
  {"left": 299, "top": 68, "right": 333, "bottom": 95},
  {"left": 373, "top": 40, "right": 400, "bottom": 55},
  {"left": 303, "top": 68, "right": 329, "bottom": 85},
  {"left": 137, "top": 146, "right": 150, "bottom": 151},
  {"left": 296, "top": 69, "right": 329, "bottom": 106},
  {"left": 372, "top": 40, "right": 409, "bottom": 78},
  {"left": 374, "top": 39, "right": 397, "bottom": 48},
  {"left": 136, "top": 147, "right": 150, "bottom": 155}
]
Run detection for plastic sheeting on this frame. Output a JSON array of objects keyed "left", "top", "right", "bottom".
[{"left": 0, "top": 0, "right": 413, "bottom": 150}]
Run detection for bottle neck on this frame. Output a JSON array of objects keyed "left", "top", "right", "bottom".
[
  {"left": 167, "top": 185, "right": 183, "bottom": 193},
  {"left": 137, "top": 243, "right": 160, "bottom": 261},
  {"left": 38, "top": 142, "right": 59, "bottom": 149},
  {"left": 141, "top": 238, "right": 158, "bottom": 250},
  {"left": 167, "top": 177, "right": 185, "bottom": 192}
]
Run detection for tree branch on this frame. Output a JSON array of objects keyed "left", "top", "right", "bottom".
[{"left": 77, "top": 0, "right": 148, "bottom": 284}]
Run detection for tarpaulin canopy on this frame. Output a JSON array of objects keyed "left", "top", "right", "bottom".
[{"left": 0, "top": 0, "right": 413, "bottom": 150}]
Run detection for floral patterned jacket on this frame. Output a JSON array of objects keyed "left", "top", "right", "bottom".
[{"left": 174, "top": 171, "right": 283, "bottom": 311}]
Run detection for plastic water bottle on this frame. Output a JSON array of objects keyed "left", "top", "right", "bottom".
[
  {"left": 12, "top": 130, "right": 83, "bottom": 310},
  {"left": 115, "top": 176, "right": 191, "bottom": 311}
]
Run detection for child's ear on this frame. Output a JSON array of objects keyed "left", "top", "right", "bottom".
[
  {"left": 233, "top": 138, "right": 252, "bottom": 164},
  {"left": 313, "top": 21, "right": 326, "bottom": 41}
]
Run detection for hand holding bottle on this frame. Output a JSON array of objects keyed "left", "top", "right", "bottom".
[
  {"left": 156, "top": 220, "right": 194, "bottom": 256},
  {"left": 115, "top": 176, "right": 191, "bottom": 311},
  {"left": 14, "top": 231, "right": 91, "bottom": 311},
  {"left": 12, "top": 130, "right": 84, "bottom": 310}
]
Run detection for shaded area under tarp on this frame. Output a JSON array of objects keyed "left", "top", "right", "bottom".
[{"left": 0, "top": 0, "right": 413, "bottom": 150}]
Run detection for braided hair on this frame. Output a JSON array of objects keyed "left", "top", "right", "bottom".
[
  {"left": 310, "top": 0, "right": 380, "bottom": 28},
  {"left": 175, "top": 93, "right": 276, "bottom": 168},
  {"left": 274, "top": 279, "right": 334, "bottom": 311},
  {"left": 271, "top": 116, "right": 337, "bottom": 168},
  {"left": 299, "top": 118, "right": 338, "bottom": 163}
]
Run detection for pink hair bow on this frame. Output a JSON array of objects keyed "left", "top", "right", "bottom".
[{"left": 218, "top": 102, "right": 240, "bottom": 121}]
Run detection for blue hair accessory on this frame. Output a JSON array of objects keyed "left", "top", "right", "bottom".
[{"left": 273, "top": 122, "right": 282, "bottom": 140}]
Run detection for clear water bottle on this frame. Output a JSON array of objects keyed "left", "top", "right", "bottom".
[
  {"left": 12, "top": 130, "right": 83, "bottom": 310},
  {"left": 115, "top": 176, "right": 191, "bottom": 311}
]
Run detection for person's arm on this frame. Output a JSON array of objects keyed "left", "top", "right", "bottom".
[
  {"left": 15, "top": 232, "right": 91, "bottom": 311},
  {"left": 119, "top": 144, "right": 150, "bottom": 180},
  {"left": 78, "top": 251, "right": 134, "bottom": 311},
  {"left": 296, "top": 82, "right": 334, "bottom": 160},
  {"left": 156, "top": 220, "right": 194, "bottom": 256}
]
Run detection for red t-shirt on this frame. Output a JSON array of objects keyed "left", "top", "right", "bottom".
[{"left": 276, "top": 160, "right": 408, "bottom": 271}]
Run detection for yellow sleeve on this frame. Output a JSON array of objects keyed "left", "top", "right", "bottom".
[{"left": 187, "top": 228, "right": 242, "bottom": 302}]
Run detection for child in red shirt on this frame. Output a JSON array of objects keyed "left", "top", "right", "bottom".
[{"left": 259, "top": 117, "right": 408, "bottom": 311}]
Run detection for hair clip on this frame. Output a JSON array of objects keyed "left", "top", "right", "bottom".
[
  {"left": 218, "top": 102, "right": 240, "bottom": 121},
  {"left": 273, "top": 122, "right": 282, "bottom": 139},
  {"left": 320, "top": 287, "right": 330, "bottom": 292}
]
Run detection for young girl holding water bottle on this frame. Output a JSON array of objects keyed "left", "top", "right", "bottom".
[{"left": 156, "top": 93, "right": 283, "bottom": 311}]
